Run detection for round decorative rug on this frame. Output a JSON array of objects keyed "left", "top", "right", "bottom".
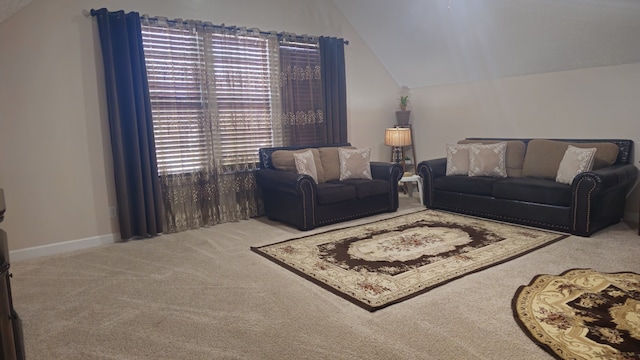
[{"left": 513, "top": 268, "right": 640, "bottom": 359}]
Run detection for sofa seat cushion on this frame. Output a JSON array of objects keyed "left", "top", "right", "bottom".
[
  {"left": 316, "top": 183, "right": 356, "bottom": 205},
  {"left": 492, "top": 177, "right": 571, "bottom": 207},
  {"left": 433, "top": 176, "right": 499, "bottom": 196},
  {"left": 328, "top": 179, "right": 389, "bottom": 199}
]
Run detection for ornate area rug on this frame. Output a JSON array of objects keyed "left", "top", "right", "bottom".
[
  {"left": 251, "top": 210, "right": 566, "bottom": 311},
  {"left": 513, "top": 269, "right": 640, "bottom": 359}
]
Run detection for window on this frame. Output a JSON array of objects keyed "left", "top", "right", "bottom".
[
  {"left": 142, "top": 26, "right": 211, "bottom": 174},
  {"left": 142, "top": 25, "right": 279, "bottom": 174},
  {"left": 209, "top": 33, "right": 275, "bottom": 166},
  {"left": 142, "top": 22, "right": 327, "bottom": 175}
]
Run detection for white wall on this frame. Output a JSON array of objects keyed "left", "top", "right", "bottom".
[
  {"left": 408, "top": 63, "right": 640, "bottom": 217},
  {"left": 0, "top": 0, "right": 399, "bottom": 252}
]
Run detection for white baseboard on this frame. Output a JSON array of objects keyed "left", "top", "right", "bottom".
[
  {"left": 624, "top": 211, "right": 639, "bottom": 224},
  {"left": 9, "top": 233, "right": 119, "bottom": 262},
  {"left": 5, "top": 212, "right": 639, "bottom": 262}
]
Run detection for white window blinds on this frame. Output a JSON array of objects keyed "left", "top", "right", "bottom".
[
  {"left": 141, "top": 25, "right": 277, "bottom": 174},
  {"left": 209, "top": 33, "right": 275, "bottom": 166},
  {"left": 142, "top": 26, "right": 210, "bottom": 174}
]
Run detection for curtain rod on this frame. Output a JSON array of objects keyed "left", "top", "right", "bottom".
[{"left": 85, "top": 9, "right": 349, "bottom": 45}]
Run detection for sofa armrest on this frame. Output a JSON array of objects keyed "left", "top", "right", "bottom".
[
  {"left": 573, "top": 163, "right": 638, "bottom": 190},
  {"left": 572, "top": 164, "right": 638, "bottom": 200},
  {"left": 571, "top": 163, "right": 638, "bottom": 235},
  {"left": 370, "top": 162, "right": 403, "bottom": 211},
  {"left": 256, "top": 168, "right": 317, "bottom": 230},
  {"left": 417, "top": 158, "right": 447, "bottom": 207},
  {"left": 255, "top": 168, "right": 316, "bottom": 196},
  {"left": 370, "top": 162, "right": 403, "bottom": 182},
  {"left": 417, "top": 158, "right": 447, "bottom": 179}
]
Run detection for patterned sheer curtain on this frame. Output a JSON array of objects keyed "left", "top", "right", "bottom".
[
  {"left": 278, "top": 37, "right": 326, "bottom": 146},
  {"left": 141, "top": 18, "right": 280, "bottom": 232}
]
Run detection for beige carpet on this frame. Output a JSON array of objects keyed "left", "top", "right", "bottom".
[{"left": 9, "top": 197, "right": 640, "bottom": 359}]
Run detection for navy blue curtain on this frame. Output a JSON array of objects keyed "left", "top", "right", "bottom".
[
  {"left": 319, "top": 37, "right": 348, "bottom": 144},
  {"left": 92, "top": 8, "right": 163, "bottom": 239}
]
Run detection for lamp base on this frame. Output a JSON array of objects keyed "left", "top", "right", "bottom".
[{"left": 392, "top": 147, "right": 403, "bottom": 163}]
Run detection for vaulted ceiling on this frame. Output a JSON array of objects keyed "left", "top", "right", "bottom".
[
  {"left": 3, "top": 0, "right": 640, "bottom": 88},
  {"left": 333, "top": 0, "right": 640, "bottom": 87},
  {"left": 0, "top": 0, "right": 30, "bottom": 24}
]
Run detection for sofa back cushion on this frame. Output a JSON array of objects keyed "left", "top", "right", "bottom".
[
  {"left": 318, "top": 146, "right": 355, "bottom": 181},
  {"left": 272, "top": 148, "right": 326, "bottom": 183},
  {"left": 458, "top": 140, "right": 526, "bottom": 177},
  {"left": 521, "top": 139, "right": 619, "bottom": 179}
]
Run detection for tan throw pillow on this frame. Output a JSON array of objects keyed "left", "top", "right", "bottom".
[
  {"left": 468, "top": 142, "right": 507, "bottom": 177},
  {"left": 293, "top": 150, "right": 319, "bottom": 184},
  {"left": 555, "top": 145, "right": 596, "bottom": 185},
  {"left": 271, "top": 148, "right": 325, "bottom": 183},
  {"left": 446, "top": 144, "right": 473, "bottom": 176},
  {"left": 338, "top": 148, "right": 372, "bottom": 180}
]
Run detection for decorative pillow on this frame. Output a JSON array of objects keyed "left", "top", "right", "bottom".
[
  {"left": 293, "top": 150, "right": 319, "bottom": 184},
  {"left": 446, "top": 144, "right": 473, "bottom": 176},
  {"left": 555, "top": 145, "right": 596, "bottom": 185},
  {"left": 338, "top": 148, "right": 372, "bottom": 180},
  {"left": 458, "top": 140, "right": 526, "bottom": 177},
  {"left": 468, "top": 142, "right": 507, "bottom": 177}
]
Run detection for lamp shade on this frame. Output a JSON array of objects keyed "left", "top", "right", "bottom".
[{"left": 384, "top": 127, "right": 412, "bottom": 147}]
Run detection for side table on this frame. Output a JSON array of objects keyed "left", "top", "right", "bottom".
[{"left": 399, "top": 174, "right": 423, "bottom": 205}]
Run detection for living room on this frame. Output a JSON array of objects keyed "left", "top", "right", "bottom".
[{"left": 0, "top": 0, "right": 639, "bottom": 359}]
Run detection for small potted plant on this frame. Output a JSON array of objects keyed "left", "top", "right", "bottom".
[
  {"left": 396, "top": 94, "right": 411, "bottom": 125},
  {"left": 399, "top": 95, "right": 409, "bottom": 111}
]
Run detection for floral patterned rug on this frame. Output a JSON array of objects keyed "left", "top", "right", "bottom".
[
  {"left": 513, "top": 269, "right": 640, "bottom": 359},
  {"left": 251, "top": 210, "right": 566, "bottom": 311}
]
